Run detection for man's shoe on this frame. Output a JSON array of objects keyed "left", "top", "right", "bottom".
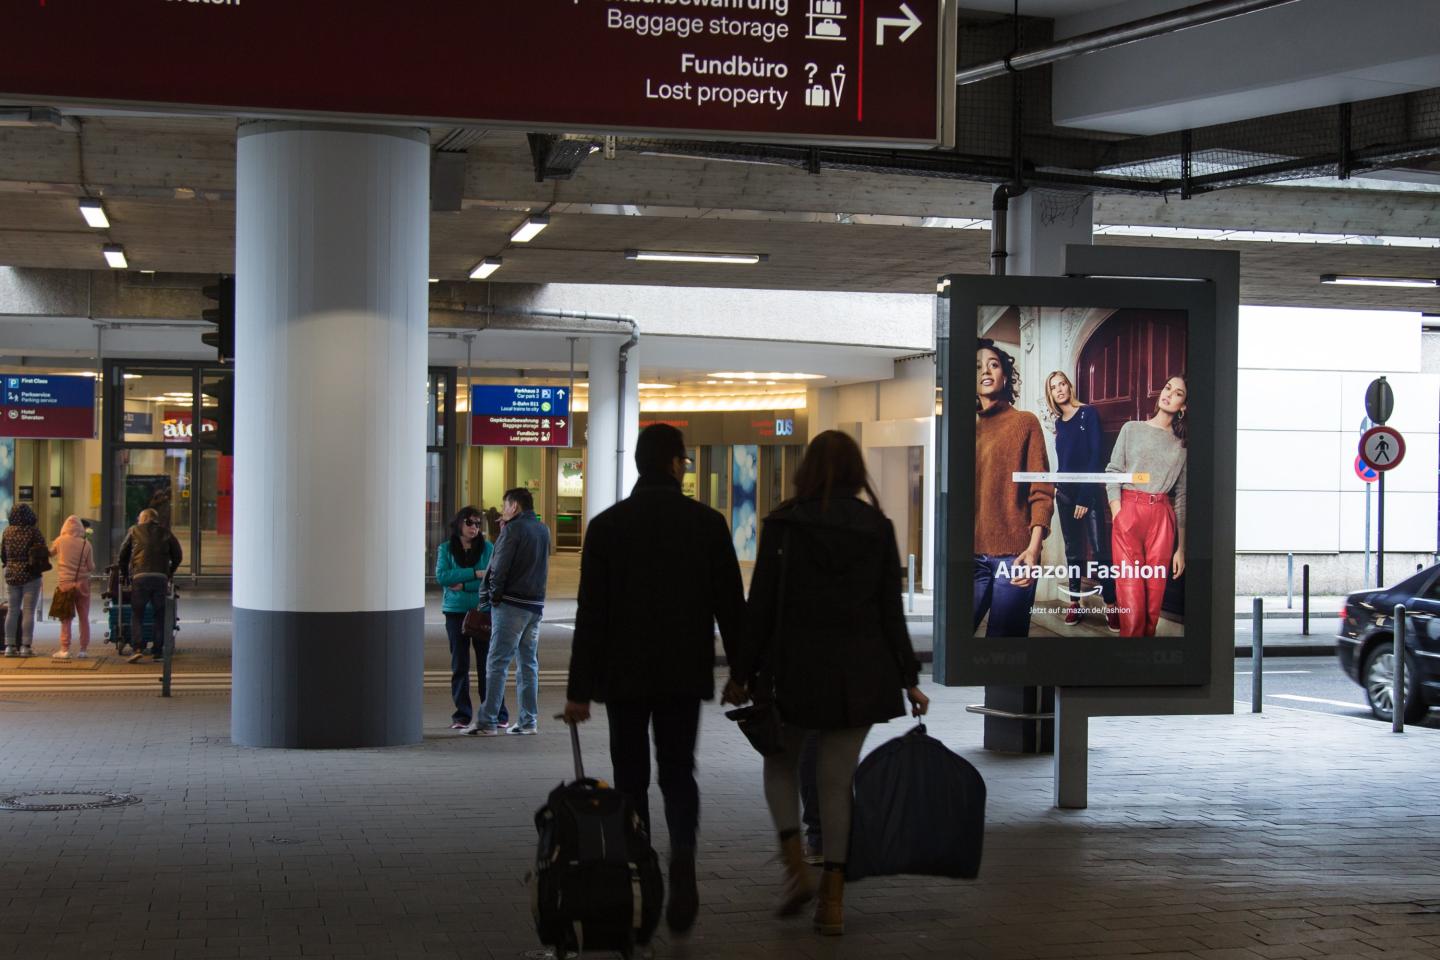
[
  {"left": 1063, "top": 608, "right": 1082, "bottom": 625},
  {"left": 497, "top": 719, "right": 511, "bottom": 729},
  {"left": 126, "top": 652, "right": 146, "bottom": 664},
  {"left": 19, "top": 647, "right": 33, "bottom": 658},
  {"left": 51, "top": 649, "right": 71, "bottom": 660},
  {"left": 507, "top": 724, "right": 538, "bottom": 736},
  {"left": 1106, "top": 611, "right": 1121, "bottom": 633},
  {"left": 464, "top": 724, "right": 499, "bottom": 737},
  {"left": 75, "top": 650, "right": 89, "bottom": 660},
  {"left": 3, "top": 647, "right": 16, "bottom": 658},
  {"left": 666, "top": 848, "right": 699, "bottom": 934}
]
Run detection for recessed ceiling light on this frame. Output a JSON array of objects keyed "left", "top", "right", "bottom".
[
  {"left": 470, "top": 257, "right": 503, "bottom": 280},
  {"left": 1319, "top": 274, "right": 1438, "bottom": 288},
  {"left": 428, "top": 277, "right": 439, "bottom": 284},
  {"left": 102, "top": 244, "right": 127, "bottom": 269},
  {"left": 510, "top": 216, "right": 550, "bottom": 244},
  {"left": 79, "top": 198, "right": 109, "bottom": 229},
  {"left": 625, "top": 249, "right": 767, "bottom": 265},
  {"left": 638, "top": 382, "right": 676, "bottom": 390},
  {"left": 708, "top": 371, "right": 825, "bottom": 381}
]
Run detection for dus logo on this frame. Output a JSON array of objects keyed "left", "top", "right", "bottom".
[{"left": 775, "top": 418, "right": 794, "bottom": 437}]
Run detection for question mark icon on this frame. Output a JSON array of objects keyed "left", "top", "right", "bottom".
[{"left": 806, "top": 63, "right": 818, "bottom": 84}]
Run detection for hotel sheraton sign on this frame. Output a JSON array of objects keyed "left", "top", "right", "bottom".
[{"left": 2, "top": 0, "right": 957, "bottom": 148}]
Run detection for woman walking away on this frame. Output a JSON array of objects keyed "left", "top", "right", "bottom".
[
  {"left": 2, "top": 504, "right": 47, "bottom": 657},
  {"left": 436, "top": 506, "right": 508, "bottom": 730},
  {"left": 727, "top": 430, "right": 929, "bottom": 937},
  {"left": 1105, "top": 375, "right": 1189, "bottom": 637},
  {"left": 49, "top": 516, "right": 95, "bottom": 659}
]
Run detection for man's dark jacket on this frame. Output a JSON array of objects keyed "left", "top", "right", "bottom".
[
  {"left": 567, "top": 474, "right": 745, "bottom": 703},
  {"left": 736, "top": 496, "right": 920, "bottom": 729},
  {"left": 117, "top": 521, "right": 183, "bottom": 579}
]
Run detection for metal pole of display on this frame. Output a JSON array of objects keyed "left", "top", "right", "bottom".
[
  {"left": 1393, "top": 604, "right": 1406, "bottom": 734},
  {"left": 160, "top": 588, "right": 176, "bottom": 698},
  {"left": 908, "top": 553, "right": 916, "bottom": 613},
  {"left": 1301, "top": 564, "right": 1310, "bottom": 636},
  {"left": 1364, "top": 480, "right": 1372, "bottom": 588},
  {"left": 1251, "top": 598, "right": 1263, "bottom": 713},
  {"left": 1286, "top": 552, "right": 1293, "bottom": 608}
]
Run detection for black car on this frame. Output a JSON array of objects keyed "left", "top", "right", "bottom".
[{"left": 1337, "top": 565, "right": 1440, "bottom": 723}]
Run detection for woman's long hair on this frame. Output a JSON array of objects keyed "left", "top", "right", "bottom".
[
  {"left": 447, "top": 506, "right": 485, "bottom": 566},
  {"left": 1044, "top": 370, "right": 1079, "bottom": 422},
  {"left": 791, "top": 430, "right": 882, "bottom": 510},
  {"left": 1153, "top": 374, "right": 1189, "bottom": 448}
]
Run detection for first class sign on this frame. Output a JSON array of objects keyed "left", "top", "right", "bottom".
[
  {"left": 1, "top": 375, "right": 96, "bottom": 440},
  {"left": 0, "top": 0, "right": 954, "bottom": 148}
]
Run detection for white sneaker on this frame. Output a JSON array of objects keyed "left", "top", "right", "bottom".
[
  {"left": 2, "top": 648, "right": 15, "bottom": 658},
  {"left": 75, "top": 650, "right": 90, "bottom": 660},
  {"left": 51, "top": 649, "right": 71, "bottom": 660},
  {"left": 19, "top": 648, "right": 33, "bottom": 658}
]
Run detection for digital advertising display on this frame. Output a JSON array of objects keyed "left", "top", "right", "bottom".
[{"left": 937, "top": 277, "right": 1218, "bottom": 687}]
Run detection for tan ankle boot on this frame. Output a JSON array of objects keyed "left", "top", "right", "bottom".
[
  {"left": 813, "top": 867, "right": 845, "bottom": 935},
  {"left": 776, "top": 834, "right": 815, "bottom": 917}
]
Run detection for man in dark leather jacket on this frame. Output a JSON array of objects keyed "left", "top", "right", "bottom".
[
  {"left": 563, "top": 424, "right": 745, "bottom": 936},
  {"left": 116, "top": 508, "right": 182, "bottom": 662}
]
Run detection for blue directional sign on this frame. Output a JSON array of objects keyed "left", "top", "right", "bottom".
[
  {"left": 2, "top": 375, "right": 96, "bottom": 439},
  {"left": 469, "top": 385, "right": 570, "bottom": 418}
]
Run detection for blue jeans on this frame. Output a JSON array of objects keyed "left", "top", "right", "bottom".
[
  {"left": 973, "top": 554, "right": 1038, "bottom": 638},
  {"left": 5, "top": 578, "right": 42, "bottom": 651},
  {"left": 478, "top": 603, "right": 541, "bottom": 729},
  {"left": 443, "top": 611, "right": 507, "bottom": 725}
]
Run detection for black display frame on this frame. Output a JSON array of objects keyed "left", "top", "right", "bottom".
[{"left": 935, "top": 275, "right": 1218, "bottom": 687}]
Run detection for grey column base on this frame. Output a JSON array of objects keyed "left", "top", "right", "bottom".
[{"left": 232, "top": 608, "right": 424, "bottom": 749}]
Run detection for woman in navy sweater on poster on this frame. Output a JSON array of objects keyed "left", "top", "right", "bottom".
[{"left": 1045, "top": 371, "right": 1119, "bottom": 632}]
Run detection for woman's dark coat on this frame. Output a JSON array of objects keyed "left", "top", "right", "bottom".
[{"left": 737, "top": 496, "right": 920, "bottom": 730}]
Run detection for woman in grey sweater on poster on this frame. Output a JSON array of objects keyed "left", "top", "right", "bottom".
[{"left": 1105, "top": 375, "right": 1188, "bottom": 637}]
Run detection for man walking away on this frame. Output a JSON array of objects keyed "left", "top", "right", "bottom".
[
  {"left": 564, "top": 424, "right": 746, "bottom": 935},
  {"left": 469, "top": 488, "right": 549, "bottom": 737},
  {"left": 117, "top": 508, "right": 183, "bottom": 663}
]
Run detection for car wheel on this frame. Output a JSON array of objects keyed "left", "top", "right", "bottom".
[{"left": 1362, "top": 646, "right": 1427, "bottom": 724}]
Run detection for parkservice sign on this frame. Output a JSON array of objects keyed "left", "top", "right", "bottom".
[{"left": 1, "top": 0, "right": 956, "bottom": 147}]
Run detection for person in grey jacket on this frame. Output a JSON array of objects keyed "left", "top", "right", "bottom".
[
  {"left": 116, "top": 508, "right": 183, "bottom": 662},
  {"left": 467, "top": 487, "right": 550, "bottom": 736}
]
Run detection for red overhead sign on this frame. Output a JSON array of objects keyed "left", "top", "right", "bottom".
[
  {"left": 471, "top": 416, "right": 569, "bottom": 448},
  {"left": 1, "top": 1, "right": 954, "bottom": 147}
]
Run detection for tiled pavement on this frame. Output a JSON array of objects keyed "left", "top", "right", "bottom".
[{"left": 2, "top": 682, "right": 1439, "bottom": 960}]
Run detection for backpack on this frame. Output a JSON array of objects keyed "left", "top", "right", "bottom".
[{"left": 532, "top": 723, "right": 663, "bottom": 958}]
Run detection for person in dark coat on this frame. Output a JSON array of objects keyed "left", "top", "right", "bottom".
[
  {"left": 564, "top": 423, "right": 745, "bottom": 936},
  {"left": 2, "top": 503, "right": 48, "bottom": 657},
  {"left": 727, "top": 429, "right": 928, "bottom": 937}
]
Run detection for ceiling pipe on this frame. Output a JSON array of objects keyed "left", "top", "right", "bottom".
[{"left": 954, "top": 0, "right": 1302, "bottom": 86}]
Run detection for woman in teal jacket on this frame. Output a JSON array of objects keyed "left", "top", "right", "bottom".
[{"left": 437, "top": 506, "right": 508, "bottom": 730}]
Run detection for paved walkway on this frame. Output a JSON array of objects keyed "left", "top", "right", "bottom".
[{"left": 1, "top": 683, "right": 1438, "bottom": 960}]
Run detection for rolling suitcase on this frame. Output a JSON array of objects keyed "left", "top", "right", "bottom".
[{"left": 531, "top": 720, "right": 663, "bottom": 959}]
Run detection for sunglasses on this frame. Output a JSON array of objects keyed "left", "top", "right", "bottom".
[{"left": 462, "top": 518, "right": 482, "bottom": 527}]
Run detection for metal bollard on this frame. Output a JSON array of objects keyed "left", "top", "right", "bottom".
[
  {"left": 1393, "top": 604, "right": 1406, "bottom": 734},
  {"left": 1301, "top": 564, "right": 1310, "bottom": 637},
  {"left": 907, "top": 554, "right": 916, "bottom": 612},
  {"left": 160, "top": 590, "right": 176, "bottom": 698},
  {"left": 1286, "top": 553, "right": 1293, "bottom": 609},
  {"left": 1252, "top": 597, "right": 1263, "bottom": 713}
]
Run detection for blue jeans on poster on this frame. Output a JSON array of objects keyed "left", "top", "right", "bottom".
[
  {"left": 479, "top": 602, "right": 541, "bottom": 729},
  {"left": 973, "top": 554, "right": 1037, "bottom": 637}
]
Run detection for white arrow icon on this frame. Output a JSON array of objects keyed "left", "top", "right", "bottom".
[{"left": 876, "top": 2, "right": 921, "bottom": 45}]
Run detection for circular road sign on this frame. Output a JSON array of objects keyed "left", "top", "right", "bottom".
[
  {"left": 1359, "top": 425, "right": 1405, "bottom": 471},
  {"left": 1365, "top": 377, "right": 1395, "bottom": 425},
  {"left": 1354, "top": 455, "right": 1378, "bottom": 484}
]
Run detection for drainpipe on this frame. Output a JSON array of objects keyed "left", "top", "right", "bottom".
[
  {"left": 990, "top": 183, "right": 1027, "bottom": 277},
  {"left": 954, "top": 0, "right": 1300, "bottom": 86},
  {"left": 614, "top": 326, "right": 640, "bottom": 501}
]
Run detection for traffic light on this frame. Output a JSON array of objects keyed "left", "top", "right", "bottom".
[
  {"left": 202, "top": 374, "right": 235, "bottom": 456},
  {"left": 201, "top": 274, "right": 235, "bottom": 362}
]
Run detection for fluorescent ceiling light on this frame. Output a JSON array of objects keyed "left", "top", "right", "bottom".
[
  {"left": 428, "top": 277, "right": 439, "bottom": 284},
  {"left": 79, "top": 199, "right": 110, "bottom": 229},
  {"left": 102, "top": 244, "right": 127, "bottom": 269},
  {"left": 1319, "top": 274, "right": 1438, "bottom": 289},
  {"left": 469, "top": 257, "right": 503, "bottom": 280},
  {"left": 637, "top": 382, "right": 675, "bottom": 390},
  {"left": 708, "top": 371, "right": 825, "bottom": 381},
  {"left": 510, "top": 216, "right": 550, "bottom": 244},
  {"left": 626, "top": 249, "right": 767, "bottom": 265}
]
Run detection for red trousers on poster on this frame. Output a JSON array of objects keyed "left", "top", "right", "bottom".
[{"left": 1111, "top": 489, "right": 1177, "bottom": 637}]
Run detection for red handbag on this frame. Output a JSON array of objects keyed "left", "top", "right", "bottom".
[{"left": 461, "top": 608, "right": 491, "bottom": 639}]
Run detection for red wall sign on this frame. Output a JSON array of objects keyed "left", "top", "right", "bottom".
[
  {"left": 1, "top": 1, "right": 952, "bottom": 147},
  {"left": 471, "top": 416, "right": 569, "bottom": 448}
]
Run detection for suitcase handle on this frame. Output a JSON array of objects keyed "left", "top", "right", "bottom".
[{"left": 555, "top": 713, "right": 584, "bottom": 781}]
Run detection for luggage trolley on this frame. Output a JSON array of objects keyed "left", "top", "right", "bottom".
[{"left": 102, "top": 564, "right": 180, "bottom": 657}]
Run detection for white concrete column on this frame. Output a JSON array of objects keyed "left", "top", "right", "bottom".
[
  {"left": 584, "top": 335, "right": 639, "bottom": 525},
  {"left": 1007, "top": 190, "right": 1094, "bottom": 278},
  {"left": 806, "top": 385, "right": 839, "bottom": 442},
  {"left": 232, "top": 121, "right": 429, "bottom": 749}
]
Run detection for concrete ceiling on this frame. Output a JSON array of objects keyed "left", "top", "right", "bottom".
[{"left": 0, "top": 118, "right": 1437, "bottom": 312}]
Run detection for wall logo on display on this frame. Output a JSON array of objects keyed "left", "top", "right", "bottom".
[{"left": 775, "top": 418, "right": 795, "bottom": 437}]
